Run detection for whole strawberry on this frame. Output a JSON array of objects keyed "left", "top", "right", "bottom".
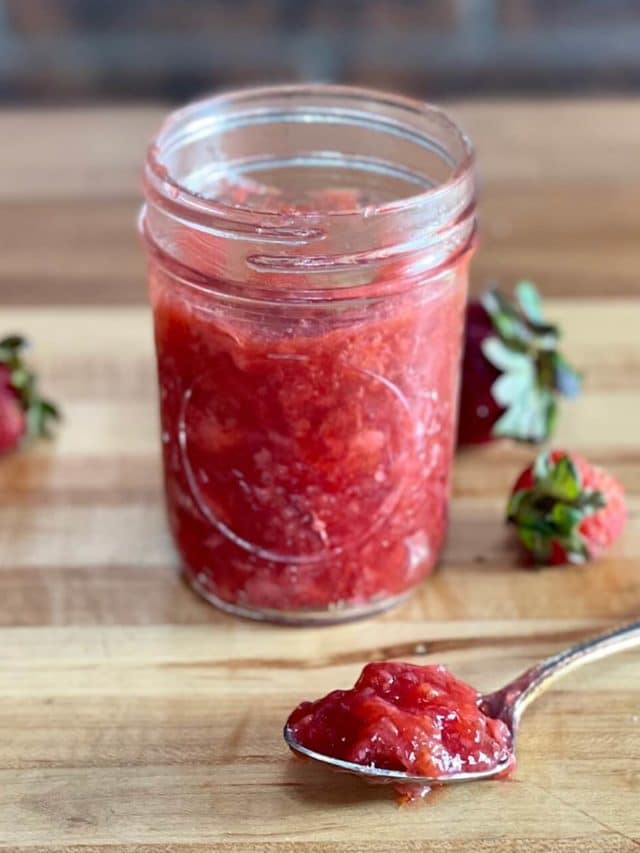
[
  {"left": 458, "top": 282, "right": 581, "bottom": 445},
  {"left": 507, "top": 450, "right": 626, "bottom": 565},
  {"left": 0, "top": 335, "right": 60, "bottom": 454}
]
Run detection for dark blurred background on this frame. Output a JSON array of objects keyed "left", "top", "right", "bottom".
[{"left": 2, "top": 0, "right": 640, "bottom": 103}]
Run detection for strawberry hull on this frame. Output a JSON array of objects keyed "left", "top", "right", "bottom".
[
  {"left": 508, "top": 449, "right": 627, "bottom": 565},
  {"left": 457, "top": 284, "right": 581, "bottom": 446},
  {"left": 0, "top": 339, "right": 59, "bottom": 454}
]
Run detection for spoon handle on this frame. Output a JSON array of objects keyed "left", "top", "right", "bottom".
[{"left": 505, "top": 618, "right": 640, "bottom": 727}]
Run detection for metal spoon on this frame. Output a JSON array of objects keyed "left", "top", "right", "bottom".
[{"left": 284, "top": 618, "right": 640, "bottom": 787}]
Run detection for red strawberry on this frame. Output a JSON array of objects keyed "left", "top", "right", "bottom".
[
  {"left": 0, "top": 335, "right": 60, "bottom": 454},
  {"left": 507, "top": 450, "right": 626, "bottom": 565},
  {"left": 458, "top": 282, "right": 581, "bottom": 445},
  {"left": 0, "top": 367, "right": 26, "bottom": 453}
]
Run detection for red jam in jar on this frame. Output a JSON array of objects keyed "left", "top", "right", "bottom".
[
  {"left": 286, "top": 662, "right": 514, "bottom": 791},
  {"left": 141, "top": 86, "right": 476, "bottom": 623}
]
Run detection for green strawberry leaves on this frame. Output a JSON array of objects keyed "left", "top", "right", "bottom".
[
  {"left": 482, "top": 336, "right": 554, "bottom": 443},
  {"left": 481, "top": 281, "right": 581, "bottom": 443},
  {"left": 514, "top": 280, "right": 544, "bottom": 324},
  {"left": 533, "top": 451, "right": 581, "bottom": 500},
  {"left": 507, "top": 451, "right": 606, "bottom": 564},
  {"left": 554, "top": 352, "right": 582, "bottom": 398},
  {"left": 0, "top": 335, "right": 61, "bottom": 443}
]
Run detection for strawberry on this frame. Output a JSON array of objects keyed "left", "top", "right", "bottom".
[
  {"left": 0, "top": 369, "right": 26, "bottom": 453},
  {"left": 0, "top": 335, "right": 60, "bottom": 454},
  {"left": 507, "top": 450, "right": 626, "bottom": 565},
  {"left": 458, "top": 281, "right": 581, "bottom": 445}
]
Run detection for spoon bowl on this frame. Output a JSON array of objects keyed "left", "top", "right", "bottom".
[
  {"left": 283, "top": 723, "right": 513, "bottom": 786},
  {"left": 284, "top": 617, "right": 640, "bottom": 787}
]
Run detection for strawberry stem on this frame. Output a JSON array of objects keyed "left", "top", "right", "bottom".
[{"left": 507, "top": 451, "right": 606, "bottom": 564}]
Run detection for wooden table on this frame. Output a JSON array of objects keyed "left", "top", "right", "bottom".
[{"left": 1, "top": 100, "right": 639, "bottom": 852}]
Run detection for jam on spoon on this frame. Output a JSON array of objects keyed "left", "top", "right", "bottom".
[
  {"left": 285, "top": 661, "right": 514, "bottom": 799},
  {"left": 285, "top": 619, "right": 640, "bottom": 801}
]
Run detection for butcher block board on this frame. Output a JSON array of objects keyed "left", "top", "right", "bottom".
[{"left": 0, "top": 101, "right": 639, "bottom": 852}]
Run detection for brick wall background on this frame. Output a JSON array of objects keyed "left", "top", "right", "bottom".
[{"left": 1, "top": 0, "right": 639, "bottom": 103}]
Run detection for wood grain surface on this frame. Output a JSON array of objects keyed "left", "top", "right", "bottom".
[{"left": 1, "top": 101, "right": 639, "bottom": 852}]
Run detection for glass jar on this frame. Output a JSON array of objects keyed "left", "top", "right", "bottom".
[{"left": 141, "top": 84, "right": 476, "bottom": 624}]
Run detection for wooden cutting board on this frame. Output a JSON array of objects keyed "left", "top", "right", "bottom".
[{"left": 1, "top": 102, "right": 639, "bottom": 852}]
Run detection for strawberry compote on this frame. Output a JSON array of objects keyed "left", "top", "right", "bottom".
[
  {"left": 149, "top": 255, "right": 467, "bottom": 619},
  {"left": 142, "top": 85, "right": 476, "bottom": 622},
  {"left": 286, "top": 662, "right": 514, "bottom": 789}
]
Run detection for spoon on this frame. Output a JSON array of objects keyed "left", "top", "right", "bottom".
[{"left": 284, "top": 617, "right": 640, "bottom": 787}]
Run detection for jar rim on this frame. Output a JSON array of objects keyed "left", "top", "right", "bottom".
[
  {"left": 145, "top": 83, "right": 474, "bottom": 229},
  {"left": 142, "top": 84, "right": 476, "bottom": 293}
]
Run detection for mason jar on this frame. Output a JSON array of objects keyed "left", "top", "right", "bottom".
[{"left": 141, "top": 84, "right": 476, "bottom": 624}]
